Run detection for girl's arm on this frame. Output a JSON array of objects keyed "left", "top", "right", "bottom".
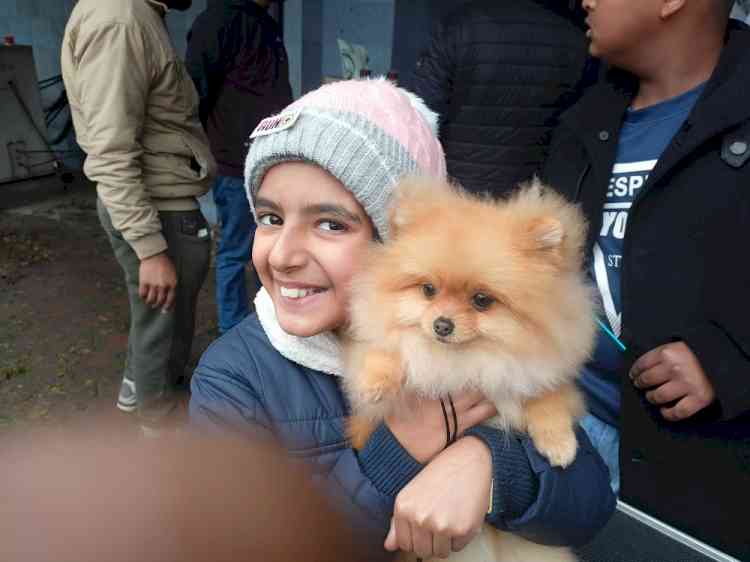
[
  {"left": 190, "top": 336, "right": 614, "bottom": 554},
  {"left": 360, "top": 399, "right": 615, "bottom": 546},
  {"left": 465, "top": 425, "right": 616, "bottom": 546}
]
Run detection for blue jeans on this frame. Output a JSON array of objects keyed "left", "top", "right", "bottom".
[
  {"left": 580, "top": 414, "right": 620, "bottom": 494},
  {"left": 213, "top": 175, "right": 257, "bottom": 333}
]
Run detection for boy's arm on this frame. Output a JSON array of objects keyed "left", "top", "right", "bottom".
[
  {"left": 633, "top": 194, "right": 750, "bottom": 422},
  {"left": 681, "top": 195, "right": 750, "bottom": 420},
  {"left": 680, "top": 325, "right": 750, "bottom": 420},
  {"left": 73, "top": 22, "right": 165, "bottom": 260}
]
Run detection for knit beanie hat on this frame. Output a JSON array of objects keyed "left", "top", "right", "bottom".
[{"left": 244, "top": 77, "right": 447, "bottom": 240}]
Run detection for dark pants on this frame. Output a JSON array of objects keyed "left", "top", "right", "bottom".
[
  {"left": 213, "top": 175, "right": 259, "bottom": 333},
  {"left": 97, "top": 199, "right": 210, "bottom": 424}
]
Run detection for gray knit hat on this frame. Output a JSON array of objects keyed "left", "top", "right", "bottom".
[{"left": 244, "top": 78, "right": 447, "bottom": 240}]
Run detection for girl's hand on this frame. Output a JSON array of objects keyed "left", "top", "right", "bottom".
[
  {"left": 384, "top": 436, "right": 493, "bottom": 558},
  {"left": 385, "top": 391, "right": 497, "bottom": 464}
]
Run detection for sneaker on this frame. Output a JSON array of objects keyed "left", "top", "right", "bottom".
[{"left": 116, "top": 377, "right": 137, "bottom": 413}]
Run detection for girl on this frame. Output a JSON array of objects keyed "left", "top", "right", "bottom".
[{"left": 190, "top": 78, "right": 614, "bottom": 559}]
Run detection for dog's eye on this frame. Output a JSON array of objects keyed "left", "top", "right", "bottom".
[
  {"left": 422, "top": 283, "right": 437, "bottom": 298},
  {"left": 471, "top": 293, "right": 495, "bottom": 311}
]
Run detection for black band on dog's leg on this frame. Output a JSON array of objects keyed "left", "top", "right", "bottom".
[
  {"left": 447, "top": 393, "right": 458, "bottom": 444},
  {"left": 440, "top": 397, "right": 451, "bottom": 449}
]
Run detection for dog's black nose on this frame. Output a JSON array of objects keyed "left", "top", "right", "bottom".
[{"left": 433, "top": 317, "right": 454, "bottom": 337}]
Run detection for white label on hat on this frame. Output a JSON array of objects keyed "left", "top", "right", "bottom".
[{"left": 250, "top": 109, "right": 301, "bottom": 139}]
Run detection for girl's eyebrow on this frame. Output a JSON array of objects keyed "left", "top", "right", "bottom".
[
  {"left": 302, "top": 203, "right": 362, "bottom": 224},
  {"left": 254, "top": 197, "right": 362, "bottom": 224},
  {"left": 254, "top": 197, "right": 281, "bottom": 211}
]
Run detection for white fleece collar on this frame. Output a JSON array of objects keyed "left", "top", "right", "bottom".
[{"left": 255, "top": 287, "right": 345, "bottom": 377}]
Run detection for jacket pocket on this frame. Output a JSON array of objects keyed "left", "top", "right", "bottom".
[
  {"left": 179, "top": 133, "right": 212, "bottom": 182},
  {"left": 174, "top": 212, "right": 211, "bottom": 242}
]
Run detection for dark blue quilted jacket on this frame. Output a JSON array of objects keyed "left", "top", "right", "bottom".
[{"left": 190, "top": 314, "right": 615, "bottom": 555}]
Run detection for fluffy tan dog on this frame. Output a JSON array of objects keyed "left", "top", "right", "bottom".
[{"left": 343, "top": 177, "right": 597, "bottom": 562}]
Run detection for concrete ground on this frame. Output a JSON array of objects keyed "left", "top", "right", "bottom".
[{"left": 0, "top": 173, "right": 224, "bottom": 438}]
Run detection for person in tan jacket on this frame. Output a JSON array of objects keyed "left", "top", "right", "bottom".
[{"left": 62, "top": 0, "right": 217, "bottom": 432}]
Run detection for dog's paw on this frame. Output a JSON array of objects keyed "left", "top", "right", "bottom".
[
  {"left": 357, "top": 352, "right": 404, "bottom": 405},
  {"left": 528, "top": 426, "right": 578, "bottom": 468}
]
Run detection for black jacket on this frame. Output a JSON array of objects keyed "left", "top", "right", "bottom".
[
  {"left": 542, "top": 22, "right": 750, "bottom": 561},
  {"left": 411, "top": 0, "right": 590, "bottom": 197},
  {"left": 186, "top": 0, "right": 292, "bottom": 177}
]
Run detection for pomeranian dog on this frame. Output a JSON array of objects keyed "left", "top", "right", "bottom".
[{"left": 343, "top": 177, "right": 597, "bottom": 562}]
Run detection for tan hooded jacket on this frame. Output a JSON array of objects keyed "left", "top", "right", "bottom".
[{"left": 62, "top": 0, "right": 216, "bottom": 259}]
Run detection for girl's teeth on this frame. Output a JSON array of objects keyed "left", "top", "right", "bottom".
[{"left": 281, "top": 287, "right": 321, "bottom": 299}]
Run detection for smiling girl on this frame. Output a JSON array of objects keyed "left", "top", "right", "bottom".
[{"left": 189, "top": 78, "right": 614, "bottom": 559}]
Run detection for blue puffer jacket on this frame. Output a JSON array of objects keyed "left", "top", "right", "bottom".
[{"left": 190, "top": 314, "right": 615, "bottom": 555}]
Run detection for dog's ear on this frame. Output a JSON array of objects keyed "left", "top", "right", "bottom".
[
  {"left": 520, "top": 215, "right": 569, "bottom": 271},
  {"left": 527, "top": 216, "right": 565, "bottom": 250},
  {"left": 513, "top": 178, "right": 586, "bottom": 266},
  {"left": 516, "top": 181, "right": 565, "bottom": 251}
]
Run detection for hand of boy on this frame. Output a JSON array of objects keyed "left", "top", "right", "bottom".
[
  {"left": 629, "top": 342, "right": 716, "bottom": 421},
  {"left": 384, "top": 436, "right": 492, "bottom": 558}
]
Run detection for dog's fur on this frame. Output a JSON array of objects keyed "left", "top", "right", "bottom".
[{"left": 342, "top": 177, "right": 597, "bottom": 562}]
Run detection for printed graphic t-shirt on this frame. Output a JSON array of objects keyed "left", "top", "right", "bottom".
[{"left": 579, "top": 82, "right": 706, "bottom": 428}]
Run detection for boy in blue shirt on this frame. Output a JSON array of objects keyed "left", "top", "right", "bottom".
[{"left": 543, "top": 1, "right": 750, "bottom": 558}]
